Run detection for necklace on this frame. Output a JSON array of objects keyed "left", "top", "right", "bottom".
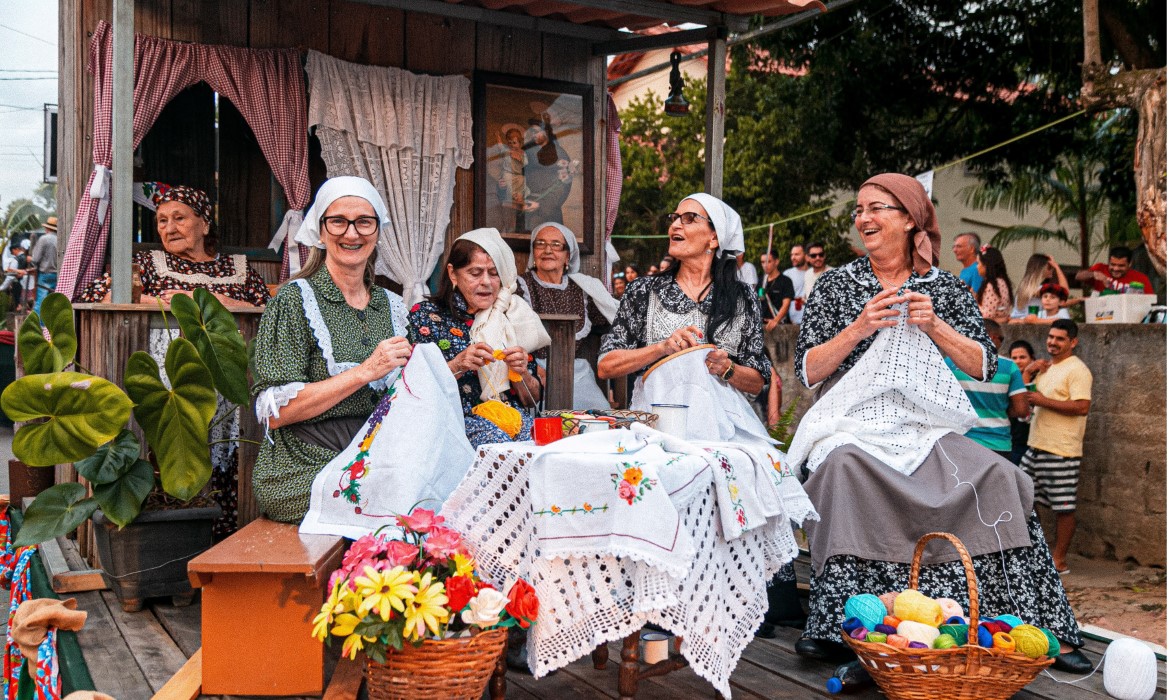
[
  {"left": 870, "top": 262, "right": 910, "bottom": 291},
  {"left": 676, "top": 275, "right": 712, "bottom": 302}
]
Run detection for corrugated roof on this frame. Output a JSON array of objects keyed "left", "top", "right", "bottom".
[{"left": 448, "top": 0, "right": 825, "bottom": 31}]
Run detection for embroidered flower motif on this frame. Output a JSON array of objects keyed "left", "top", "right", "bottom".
[
  {"left": 466, "top": 319, "right": 474, "bottom": 327},
  {"left": 429, "top": 313, "right": 442, "bottom": 322},
  {"left": 736, "top": 508, "right": 747, "bottom": 527},
  {"left": 550, "top": 505, "right": 561, "bottom": 514},
  {"left": 611, "top": 461, "right": 657, "bottom": 506},
  {"left": 617, "top": 481, "right": 636, "bottom": 504},
  {"left": 450, "top": 328, "right": 464, "bottom": 337},
  {"left": 410, "top": 303, "right": 421, "bottom": 312},
  {"left": 419, "top": 326, "right": 431, "bottom": 336},
  {"left": 583, "top": 502, "right": 593, "bottom": 512},
  {"left": 622, "top": 466, "right": 643, "bottom": 485},
  {"left": 438, "top": 339, "right": 451, "bottom": 351}
]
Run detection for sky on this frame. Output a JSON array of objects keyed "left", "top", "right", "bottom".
[{"left": 0, "top": 1, "right": 58, "bottom": 214}]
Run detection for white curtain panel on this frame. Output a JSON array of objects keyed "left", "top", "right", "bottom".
[{"left": 306, "top": 52, "right": 473, "bottom": 306}]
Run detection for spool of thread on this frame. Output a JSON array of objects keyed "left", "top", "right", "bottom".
[
  {"left": 936, "top": 597, "right": 964, "bottom": 620},
  {"left": 879, "top": 591, "right": 898, "bottom": 615},
  {"left": 850, "top": 626, "right": 870, "bottom": 641},
  {"left": 994, "top": 614, "right": 1024, "bottom": 629},
  {"left": 875, "top": 624, "right": 897, "bottom": 635},
  {"left": 844, "top": 594, "right": 887, "bottom": 632},
  {"left": 896, "top": 620, "right": 940, "bottom": 647},
  {"left": 841, "top": 617, "right": 864, "bottom": 634},
  {"left": 1009, "top": 625, "right": 1051, "bottom": 660},
  {"left": 939, "top": 624, "right": 969, "bottom": 646},
  {"left": 977, "top": 625, "right": 994, "bottom": 648},
  {"left": 981, "top": 619, "right": 1011, "bottom": 635},
  {"left": 944, "top": 615, "right": 969, "bottom": 625},
  {"left": 886, "top": 634, "right": 909, "bottom": 648},
  {"left": 933, "top": 633, "right": 958, "bottom": 650},
  {"left": 908, "top": 641, "right": 929, "bottom": 649},
  {"left": 1103, "top": 637, "right": 1158, "bottom": 700},
  {"left": 992, "top": 631, "right": 1016, "bottom": 653},
  {"left": 882, "top": 615, "right": 902, "bottom": 628},
  {"left": 894, "top": 590, "right": 943, "bottom": 626},
  {"left": 865, "top": 632, "right": 888, "bottom": 644}
]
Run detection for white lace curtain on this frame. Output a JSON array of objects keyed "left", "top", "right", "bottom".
[{"left": 305, "top": 51, "right": 473, "bottom": 306}]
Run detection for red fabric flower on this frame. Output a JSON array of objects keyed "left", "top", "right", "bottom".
[
  {"left": 445, "top": 575, "right": 478, "bottom": 614},
  {"left": 410, "top": 303, "right": 421, "bottom": 312},
  {"left": 505, "top": 579, "right": 539, "bottom": 629}
]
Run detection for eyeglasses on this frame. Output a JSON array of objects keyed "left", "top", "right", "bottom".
[
  {"left": 532, "top": 240, "right": 567, "bottom": 251},
  {"left": 806, "top": 251, "right": 825, "bottom": 258},
  {"left": 321, "top": 215, "right": 379, "bottom": 236},
  {"left": 850, "top": 203, "right": 906, "bottom": 221},
  {"left": 665, "top": 212, "right": 712, "bottom": 226}
]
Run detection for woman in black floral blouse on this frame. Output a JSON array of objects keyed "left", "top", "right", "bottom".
[{"left": 791, "top": 173, "right": 1086, "bottom": 677}]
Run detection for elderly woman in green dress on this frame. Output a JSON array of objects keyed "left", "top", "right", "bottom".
[{"left": 251, "top": 177, "right": 411, "bottom": 524}]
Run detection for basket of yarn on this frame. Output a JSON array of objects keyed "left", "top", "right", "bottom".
[
  {"left": 540, "top": 409, "right": 658, "bottom": 436},
  {"left": 840, "top": 532, "right": 1054, "bottom": 700}
]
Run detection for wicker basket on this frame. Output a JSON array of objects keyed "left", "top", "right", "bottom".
[
  {"left": 540, "top": 409, "right": 658, "bottom": 436},
  {"left": 842, "top": 532, "right": 1053, "bottom": 700},
  {"left": 365, "top": 628, "right": 507, "bottom": 700}
]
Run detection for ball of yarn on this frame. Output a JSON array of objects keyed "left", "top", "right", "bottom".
[
  {"left": 844, "top": 594, "right": 887, "bottom": 632},
  {"left": 878, "top": 591, "right": 898, "bottom": 615},
  {"left": 933, "top": 633, "right": 958, "bottom": 650},
  {"left": 875, "top": 624, "right": 897, "bottom": 635},
  {"left": 1009, "top": 625, "right": 1051, "bottom": 660},
  {"left": 908, "top": 641, "right": 929, "bottom": 649},
  {"left": 896, "top": 620, "right": 940, "bottom": 647},
  {"left": 865, "top": 632, "right": 887, "bottom": 644},
  {"left": 1041, "top": 628, "right": 1060, "bottom": 658},
  {"left": 1103, "top": 637, "right": 1158, "bottom": 700},
  {"left": 886, "top": 634, "right": 909, "bottom": 648},
  {"left": 883, "top": 615, "right": 902, "bottom": 628},
  {"left": 939, "top": 623, "right": 969, "bottom": 645},
  {"left": 850, "top": 626, "right": 870, "bottom": 641},
  {"left": 944, "top": 615, "right": 969, "bottom": 625},
  {"left": 992, "top": 631, "right": 1016, "bottom": 653},
  {"left": 977, "top": 625, "right": 994, "bottom": 648},
  {"left": 893, "top": 590, "right": 944, "bottom": 626},
  {"left": 841, "top": 617, "right": 864, "bottom": 634},
  {"left": 994, "top": 614, "right": 1024, "bottom": 629},
  {"left": 981, "top": 619, "right": 1011, "bottom": 635},
  {"left": 472, "top": 399, "right": 523, "bottom": 438},
  {"left": 936, "top": 598, "right": 964, "bottom": 620}
]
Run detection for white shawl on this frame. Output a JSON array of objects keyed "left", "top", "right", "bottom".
[{"left": 528, "top": 221, "right": 619, "bottom": 324}]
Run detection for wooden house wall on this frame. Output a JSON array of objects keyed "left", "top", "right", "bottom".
[{"left": 58, "top": 0, "right": 610, "bottom": 284}]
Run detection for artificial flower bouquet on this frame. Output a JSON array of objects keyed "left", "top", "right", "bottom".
[{"left": 312, "top": 508, "right": 539, "bottom": 663}]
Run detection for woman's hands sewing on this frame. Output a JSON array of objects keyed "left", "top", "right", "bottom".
[
  {"left": 357, "top": 337, "right": 412, "bottom": 383},
  {"left": 448, "top": 341, "right": 496, "bottom": 376},
  {"left": 658, "top": 325, "right": 704, "bottom": 357},
  {"left": 704, "top": 348, "right": 733, "bottom": 378}
]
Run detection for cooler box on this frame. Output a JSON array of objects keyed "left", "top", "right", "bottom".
[{"left": 1084, "top": 293, "right": 1156, "bottom": 323}]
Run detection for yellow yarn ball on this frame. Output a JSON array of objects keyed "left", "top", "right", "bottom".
[
  {"left": 896, "top": 620, "right": 940, "bottom": 647},
  {"left": 1009, "top": 625, "right": 1051, "bottom": 659},
  {"left": 472, "top": 399, "right": 523, "bottom": 438},
  {"left": 893, "top": 590, "right": 944, "bottom": 627},
  {"left": 992, "top": 631, "right": 1016, "bottom": 653}
]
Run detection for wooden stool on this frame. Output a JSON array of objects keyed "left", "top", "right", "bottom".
[{"left": 188, "top": 518, "right": 345, "bottom": 695}]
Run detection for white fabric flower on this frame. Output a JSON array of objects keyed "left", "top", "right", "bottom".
[{"left": 461, "top": 588, "right": 508, "bottom": 627}]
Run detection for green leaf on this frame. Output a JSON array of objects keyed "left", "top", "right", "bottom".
[
  {"left": 91, "top": 458, "right": 155, "bottom": 528},
  {"left": 171, "top": 289, "right": 250, "bottom": 405},
  {"left": 18, "top": 293, "right": 77, "bottom": 374},
  {"left": 1, "top": 372, "right": 133, "bottom": 466},
  {"left": 15, "top": 483, "right": 98, "bottom": 546},
  {"left": 124, "top": 339, "right": 216, "bottom": 501},
  {"left": 74, "top": 429, "right": 143, "bottom": 485}
]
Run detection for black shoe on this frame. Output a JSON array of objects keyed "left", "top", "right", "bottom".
[
  {"left": 755, "top": 622, "right": 777, "bottom": 639},
  {"left": 1052, "top": 648, "right": 1092, "bottom": 674},
  {"left": 795, "top": 636, "right": 853, "bottom": 662},
  {"left": 764, "top": 575, "right": 807, "bottom": 629}
]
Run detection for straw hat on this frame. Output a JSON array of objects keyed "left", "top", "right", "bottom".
[{"left": 43, "top": 216, "right": 58, "bottom": 233}]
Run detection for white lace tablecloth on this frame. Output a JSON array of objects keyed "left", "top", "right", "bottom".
[{"left": 442, "top": 441, "right": 801, "bottom": 698}]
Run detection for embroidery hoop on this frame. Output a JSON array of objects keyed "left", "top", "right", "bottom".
[{"left": 643, "top": 343, "right": 717, "bottom": 382}]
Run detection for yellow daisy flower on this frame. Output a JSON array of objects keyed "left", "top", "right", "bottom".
[
  {"left": 452, "top": 552, "right": 476, "bottom": 578},
  {"left": 403, "top": 572, "right": 450, "bottom": 641},
  {"left": 355, "top": 566, "right": 416, "bottom": 621}
]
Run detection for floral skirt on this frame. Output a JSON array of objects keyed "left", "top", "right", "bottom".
[{"left": 804, "top": 516, "right": 1082, "bottom": 646}]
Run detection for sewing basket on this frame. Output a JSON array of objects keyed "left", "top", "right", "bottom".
[{"left": 365, "top": 628, "right": 507, "bottom": 700}]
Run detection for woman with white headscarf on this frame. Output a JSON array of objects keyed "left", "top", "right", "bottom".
[
  {"left": 516, "top": 222, "right": 617, "bottom": 410},
  {"left": 409, "top": 228, "right": 550, "bottom": 447},
  {"left": 251, "top": 176, "right": 412, "bottom": 523}
]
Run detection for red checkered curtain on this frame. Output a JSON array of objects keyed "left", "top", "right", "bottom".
[{"left": 57, "top": 21, "right": 310, "bottom": 300}]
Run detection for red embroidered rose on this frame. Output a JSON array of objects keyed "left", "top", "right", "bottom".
[
  {"left": 618, "top": 480, "right": 636, "bottom": 505},
  {"left": 505, "top": 579, "right": 539, "bottom": 628}
]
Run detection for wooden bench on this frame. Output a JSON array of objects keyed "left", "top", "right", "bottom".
[{"left": 187, "top": 518, "right": 346, "bottom": 696}]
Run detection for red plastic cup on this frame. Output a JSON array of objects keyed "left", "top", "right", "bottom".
[{"left": 533, "top": 417, "right": 563, "bottom": 446}]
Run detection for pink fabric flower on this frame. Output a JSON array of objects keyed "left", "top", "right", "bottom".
[
  {"left": 383, "top": 540, "right": 420, "bottom": 568},
  {"left": 423, "top": 526, "right": 466, "bottom": 560},
  {"left": 397, "top": 508, "right": 444, "bottom": 534},
  {"left": 341, "top": 534, "right": 386, "bottom": 574},
  {"left": 618, "top": 480, "right": 636, "bottom": 505},
  {"left": 418, "top": 326, "right": 431, "bottom": 336}
]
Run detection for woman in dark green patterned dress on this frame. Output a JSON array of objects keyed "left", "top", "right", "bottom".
[{"left": 251, "top": 177, "right": 411, "bottom": 523}]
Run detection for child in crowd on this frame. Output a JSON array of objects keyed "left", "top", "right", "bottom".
[{"left": 1012, "top": 283, "right": 1071, "bottom": 324}]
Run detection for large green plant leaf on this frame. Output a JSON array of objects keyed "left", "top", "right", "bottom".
[
  {"left": 124, "top": 339, "right": 216, "bottom": 501},
  {"left": 171, "top": 289, "right": 249, "bottom": 405},
  {"left": 91, "top": 458, "right": 155, "bottom": 529},
  {"left": 15, "top": 483, "right": 98, "bottom": 546},
  {"left": 18, "top": 293, "right": 77, "bottom": 374},
  {"left": 75, "top": 429, "right": 144, "bottom": 485},
  {"left": 1, "top": 372, "right": 132, "bottom": 466}
]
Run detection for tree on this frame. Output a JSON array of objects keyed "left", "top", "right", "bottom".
[{"left": 1, "top": 182, "right": 57, "bottom": 247}]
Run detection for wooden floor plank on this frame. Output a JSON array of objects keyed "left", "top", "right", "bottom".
[
  {"left": 152, "top": 601, "right": 203, "bottom": 658},
  {"left": 100, "top": 591, "right": 190, "bottom": 694},
  {"left": 152, "top": 648, "right": 201, "bottom": 700},
  {"left": 72, "top": 590, "right": 155, "bottom": 700}
]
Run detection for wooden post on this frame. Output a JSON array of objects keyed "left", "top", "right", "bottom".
[
  {"left": 703, "top": 34, "right": 727, "bottom": 198},
  {"left": 540, "top": 313, "right": 578, "bottom": 410},
  {"left": 110, "top": 0, "right": 134, "bottom": 303}
]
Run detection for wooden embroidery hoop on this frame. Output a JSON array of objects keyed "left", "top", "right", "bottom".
[{"left": 642, "top": 343, "right": 717, "bottom": 382}]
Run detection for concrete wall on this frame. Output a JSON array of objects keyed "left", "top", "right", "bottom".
[{"left": 769, "top": 323, "right": 1167, "bottom": 567}]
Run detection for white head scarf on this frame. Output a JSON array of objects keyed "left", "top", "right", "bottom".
[
  {"left": 528, "top": 222, "right": 619, "bottom": 324},
  {"left": 682, "top": 193, "right": 744, "bottom": 256},
  {"left": 293, "top": 176, "right": 390, "bottom": 250},
  {"left": 455, "top": 228, "right": 551, "bottom": 401}
]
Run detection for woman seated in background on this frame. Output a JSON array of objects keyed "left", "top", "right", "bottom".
[
  {"left": 409, "top": 228, "right": 548, "bottom": 447},
  {"left": 974, "top": 245, "right": 1013, "bottom": 324},
  {"left": 517, "top": 221, "right": 616, "bottom": 410},
  {"left": 1010, "top": 253, "right": 1070, "bottom": 321},
  {"left": 78, "top": 183, "right": 269, "bottom": 308},
  {"left": 251, "top": 177, "right": 412, "bottom": 524}
]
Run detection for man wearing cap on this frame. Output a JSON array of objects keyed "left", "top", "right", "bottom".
[
  {"left": 29, "top": 216, "right": 58, "bottom": 313},
  {"left": 1, "top": 238, "right": 26, "bottom": 309}
]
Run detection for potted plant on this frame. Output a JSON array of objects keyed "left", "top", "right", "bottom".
[
  {"left": 314, "top": 507, "right": 538, "bottom": 700},
  {"left": 0, "top": 290, "right": 251, "bottom": 610}
]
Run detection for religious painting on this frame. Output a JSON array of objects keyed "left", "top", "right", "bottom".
[{"left": 474, "top": 72, "right": 594, "bottom": 253}]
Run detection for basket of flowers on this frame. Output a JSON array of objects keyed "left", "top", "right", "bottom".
[{"left": 312, "top": 507, "right": 538, "bottom": 700}]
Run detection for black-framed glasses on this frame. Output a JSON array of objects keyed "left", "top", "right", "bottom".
[
  {"left": 665, "top": 212, "right": 712, "bottom": 226},
  {"left": 850, "top": 203, "right": 906, "bottom": 221},
  {"left": 321, "top": 215, "right": 379, "bottom": 236},
  {"left": 806, "top": 251, "right": 825, "bottom": 258},
  {"left": 532, "top": 240, "right": 567, "bottom": 251}
]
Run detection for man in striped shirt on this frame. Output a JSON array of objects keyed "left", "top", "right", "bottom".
[{"left": 946, "top": 319, "right": 1029, "bottom": 459}]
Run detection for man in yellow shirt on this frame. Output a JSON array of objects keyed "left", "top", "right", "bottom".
[{"left": 1020, "top": 319, "right": 1093, "bottom": 574}]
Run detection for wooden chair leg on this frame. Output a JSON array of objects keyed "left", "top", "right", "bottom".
[
  {"left": 618, "top": 631, "right": 640, "bottom": 699},
  {"left": 591, "top": 643, "right": 609, "bottom": 669},
  {"left": 490, "top": 645, "right": 507, "bottom": 700}
]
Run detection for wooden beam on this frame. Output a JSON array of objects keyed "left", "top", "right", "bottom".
[
  {"left": 593, "top": 26, "right": 723, "bottom": 56},
  {"left": 703, "top": 35, "right": 727, "bottom": 198},
  {"left": 110, "top": 0, "right": 134, "bottom": 303},
  {"left": 349, "top": 0, "right": 623, "bottom": 41},
  {"left": 151, "top": 648, "right": 202, "bottom": 700},
  {"left": 322, "top": 655, "right": 365, "bottom": 700},
  {"left": 540, "top": 314, "right": 578, "bottom": 410},
  {"left": 36, "top": 533, "right": 107, "bottom": 594},
  {"left": 558, "top": 0, "right": 748, "bottom": 30}
]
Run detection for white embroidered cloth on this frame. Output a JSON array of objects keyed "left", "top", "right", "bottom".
[
  {"left": 787, "top": 305, "right": 978, "bottom": 477},
  {"left": 443, "top": 434, "right": 805, "bottom": 698},
  {"left": 300, "top": 343, "right": 475, "bottom": 539}
]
